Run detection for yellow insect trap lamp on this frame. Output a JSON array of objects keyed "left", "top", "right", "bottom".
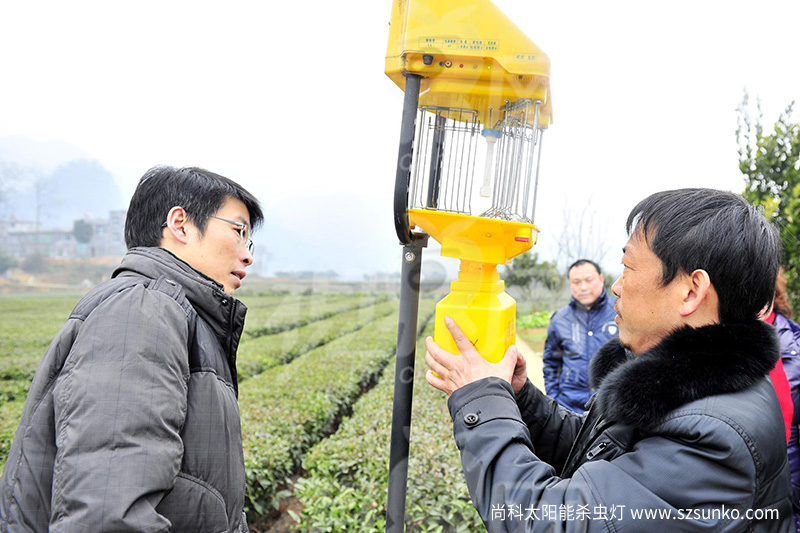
[{"left": 384, "top": 0, "right": 552, "bottom": 529}]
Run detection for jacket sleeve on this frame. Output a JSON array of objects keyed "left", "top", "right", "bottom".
[
  {"left": 50, "top": 284, "right": 190, "bottom": 532},
  {"left": 448, "top": 378, "right": 766, "bottom": 532},
  {"left": 514, "top": 379, "right": 583, "bottom": 472},
  {"left": 779, "top": 320, "right": 800, "bottom": 510},
  {"left": 779, "top": 318, "right": 800, "bottom": 423},
  {"left": 542, "top": 318, "right": 563, "bottom": 400}
]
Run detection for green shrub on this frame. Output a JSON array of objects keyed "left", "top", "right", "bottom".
[
  {"left": 517, "top": 311, "right": 551, "bottom": 330},
  {"left": 0, "top": 297, "right": 79, "bottom": 381},
  {"left": 242, "top": 293, "right": 388, "bottom": 338},
  {"left": 237, "top": 299, "right": 398, "bottom": 381},
  {"left": 296, "top": 318, "right": 485, "bottom": 531},
  {"left": 240, "top": 301, "right": 435, "bottom": 518},
  {"left": 0, "top": 400, "right": 25, "bottom": 474}
]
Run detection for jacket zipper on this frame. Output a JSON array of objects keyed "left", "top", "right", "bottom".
[
  {"left": 228, "top": 298, "right": 239, "bottom": 397},
  {"left": 585, "top": 441, "right": 609, "bottom": 460},
  {"left": 561, "top": 401, "right": 596, "bottom": 476},
  {"left": 561, "top": 402, "right": 614, "bottom": 476}
]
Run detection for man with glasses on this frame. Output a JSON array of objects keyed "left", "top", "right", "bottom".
[{"left": 1, "top": 166, "right": 263, "bottom": 532}]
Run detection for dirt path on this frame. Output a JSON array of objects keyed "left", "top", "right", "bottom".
[{"left": 515, "top": 336, "right": 545, "bottom": 392}]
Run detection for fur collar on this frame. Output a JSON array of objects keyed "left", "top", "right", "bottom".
[{"left": 589, "top": 321, "right": 780, "bottom": 431}]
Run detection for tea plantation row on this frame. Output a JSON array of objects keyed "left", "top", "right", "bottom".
[
  {"left": 0, "top": 291, "right": 396, "bottom": 473},
  {"left": 295, "top": 319, "right": 485, "bottom": 532},
  {"left": 0, "top": 290, "right": 496, "bottom": 531}
]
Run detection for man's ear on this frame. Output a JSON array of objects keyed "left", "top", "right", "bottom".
[
  {"left": 680, "top": 269, "right": 713, "bottom": 317},
  {"left": 163, "top": 206, "right": 190, "bottom": 246}
]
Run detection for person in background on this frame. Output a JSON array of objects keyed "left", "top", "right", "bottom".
[
  {"left": 542, "top": 259, "right": 618, "bottom": 413},
  {"left": 760, "top": 284, "right": 794, "bottom": 446},
  {"left": 763, "top": 267, "right": 800, "bottom": 531},
  {"left": 425, "top": 188, "right": 793, "bottom": 531},
  {"left": 0, "top": 166, "right": 263, "bottom": 532}
]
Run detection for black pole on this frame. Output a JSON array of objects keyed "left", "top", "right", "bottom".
[
  {"left": 393, "top": 74, "right": 422, "bottom": 245},
  {"left": 387, "top": 72, "right": 425, "bottom": 532},
  {"left": 386, "top": 238, "right": 427, "bottom": 532}
]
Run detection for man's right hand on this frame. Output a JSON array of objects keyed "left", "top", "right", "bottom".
[{"left": 511, "top": 349, "right": 528, "bottom": 394}]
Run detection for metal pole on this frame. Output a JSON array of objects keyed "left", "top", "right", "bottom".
[
  {"left": 394, "top": 74, "right": 422, "bottom": 245},
  {"left": 387, "top": 71, "right": 425, "bottom": 532},
  {"left": 386, "top": 237, "right": 427, "bottom": 532}
]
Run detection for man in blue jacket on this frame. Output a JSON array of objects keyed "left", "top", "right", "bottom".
[{"left": 543, "top": 259, "right": 617, "bottom": 413}]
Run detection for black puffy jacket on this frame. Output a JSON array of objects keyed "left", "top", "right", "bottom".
[
  {"left": 448, "top": 321, "right": 793, "bottom": 531},
  {"left": 1, "top": 247, "right": 249, "bottom": 532}
]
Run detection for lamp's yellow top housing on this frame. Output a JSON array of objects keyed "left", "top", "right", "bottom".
[{"left": 385, "top": 0, "right": 552, "bottom": 128}]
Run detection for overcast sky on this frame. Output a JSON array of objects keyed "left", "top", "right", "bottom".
[{"left": 1, "top": 0, "right": 798, "bottom": 279}]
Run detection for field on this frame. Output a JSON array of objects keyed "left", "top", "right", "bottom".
[{"left": 0, "top": 286, "right": 548, "bottom": 531}]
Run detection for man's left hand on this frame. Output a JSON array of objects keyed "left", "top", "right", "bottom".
[{"left": 425, "top": 316, "right": 521, "bottom": 396}]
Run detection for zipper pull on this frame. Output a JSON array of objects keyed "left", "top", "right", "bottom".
[{"left": 586, "top": 441, "right": 609, "bottom": 460}]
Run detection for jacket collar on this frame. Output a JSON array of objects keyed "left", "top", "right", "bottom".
[
  {"left": 589, "top": 320, "right": 779, "bottom": 431},
  {"left": 112, "top": 247, "right": 247, "bottom": 354}
]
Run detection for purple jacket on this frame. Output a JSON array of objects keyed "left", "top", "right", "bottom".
[{"left": 775, "top": 312, "right": 800, "bottom": 531}]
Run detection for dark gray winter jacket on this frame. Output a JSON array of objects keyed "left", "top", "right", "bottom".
[
  {"left": 448, "top": 321, "right": 794, "bottom": 531},
  {"left": 0, "top": 247, "right": 249, "bottom": 532}
]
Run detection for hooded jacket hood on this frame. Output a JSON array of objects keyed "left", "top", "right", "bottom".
[{"left": 589, "top": 320, "right": 780, "bottom": 431}]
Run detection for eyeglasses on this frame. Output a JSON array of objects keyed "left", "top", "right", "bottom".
[
  {"left": 161, "top": 214, "right": 254, "bottom": 254},
  {"left": 209, "top": 216, "right": 255, "bottom": 254}
]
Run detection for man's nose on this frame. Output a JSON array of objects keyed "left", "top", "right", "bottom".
[{"left": 611, "top": 276, "right": 622, "bottom": 297}]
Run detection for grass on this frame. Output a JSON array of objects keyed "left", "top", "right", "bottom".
[{"left": 517, "top": 327, "right": 547, "bottom": 353}]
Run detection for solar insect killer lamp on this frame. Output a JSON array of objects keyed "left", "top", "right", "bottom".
[{"left": 383, "top": 0, "right": 553, "bottom": 530}]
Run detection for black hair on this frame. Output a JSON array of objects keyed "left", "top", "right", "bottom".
[
  {"left": 568, "top": 259, "right": 602, "bottom": 276},
  {"left": 626, "top": 188, "right": 780, "bottom": 324},
  {"left": 124, "top": 166, "right": 264, "bottom": 249}
]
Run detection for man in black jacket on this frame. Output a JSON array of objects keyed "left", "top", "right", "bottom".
[
  {"left": 426, "top": 188, "right": 793, "bottom": 531},
  {"left": 1, "top": 166, "right": 263, "bottom": 532}
]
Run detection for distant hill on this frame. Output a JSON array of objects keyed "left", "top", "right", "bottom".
[{"left": 0, "top": 138, "right": 124, "bottom": 228}]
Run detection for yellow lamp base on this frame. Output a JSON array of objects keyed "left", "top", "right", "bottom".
[
  {"left": 433, "top": 260, "right": 516, "bottom": 363},
  {"left": 409, "top": 210, "right": 535, "bottom": 365}
]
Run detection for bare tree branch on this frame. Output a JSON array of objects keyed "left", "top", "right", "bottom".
[{"left": 555, "top": 196, "right": 611, "bottom": 272}]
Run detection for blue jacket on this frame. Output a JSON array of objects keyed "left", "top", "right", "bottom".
[
  {"left": 543, "top": 289, "right": 617, "bottom": 413},
  {"left": 774, "top": 312, "right": 800, "bottom": 531}
]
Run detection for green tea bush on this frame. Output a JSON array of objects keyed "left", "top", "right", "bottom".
[
  {"left": 237, "top": 299, "right": 398, "bottom": 381},
  {"left": 0, "top": 400, "right": 24, "bottom": 473},
  {"left": 0, "top": 296, "right": 79, "bottom": 473},
  {"left": 240, "top": 300, "right": 435, "bottom": 518},
  {"left": 242, "top": 293, "right": 388, "bottom": 338},
  {"left": 296, "top": 318, "right": 485, "bottom": 531},
  {"left": 0, "top": 296, "right": 79, "bottom": 381}
]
